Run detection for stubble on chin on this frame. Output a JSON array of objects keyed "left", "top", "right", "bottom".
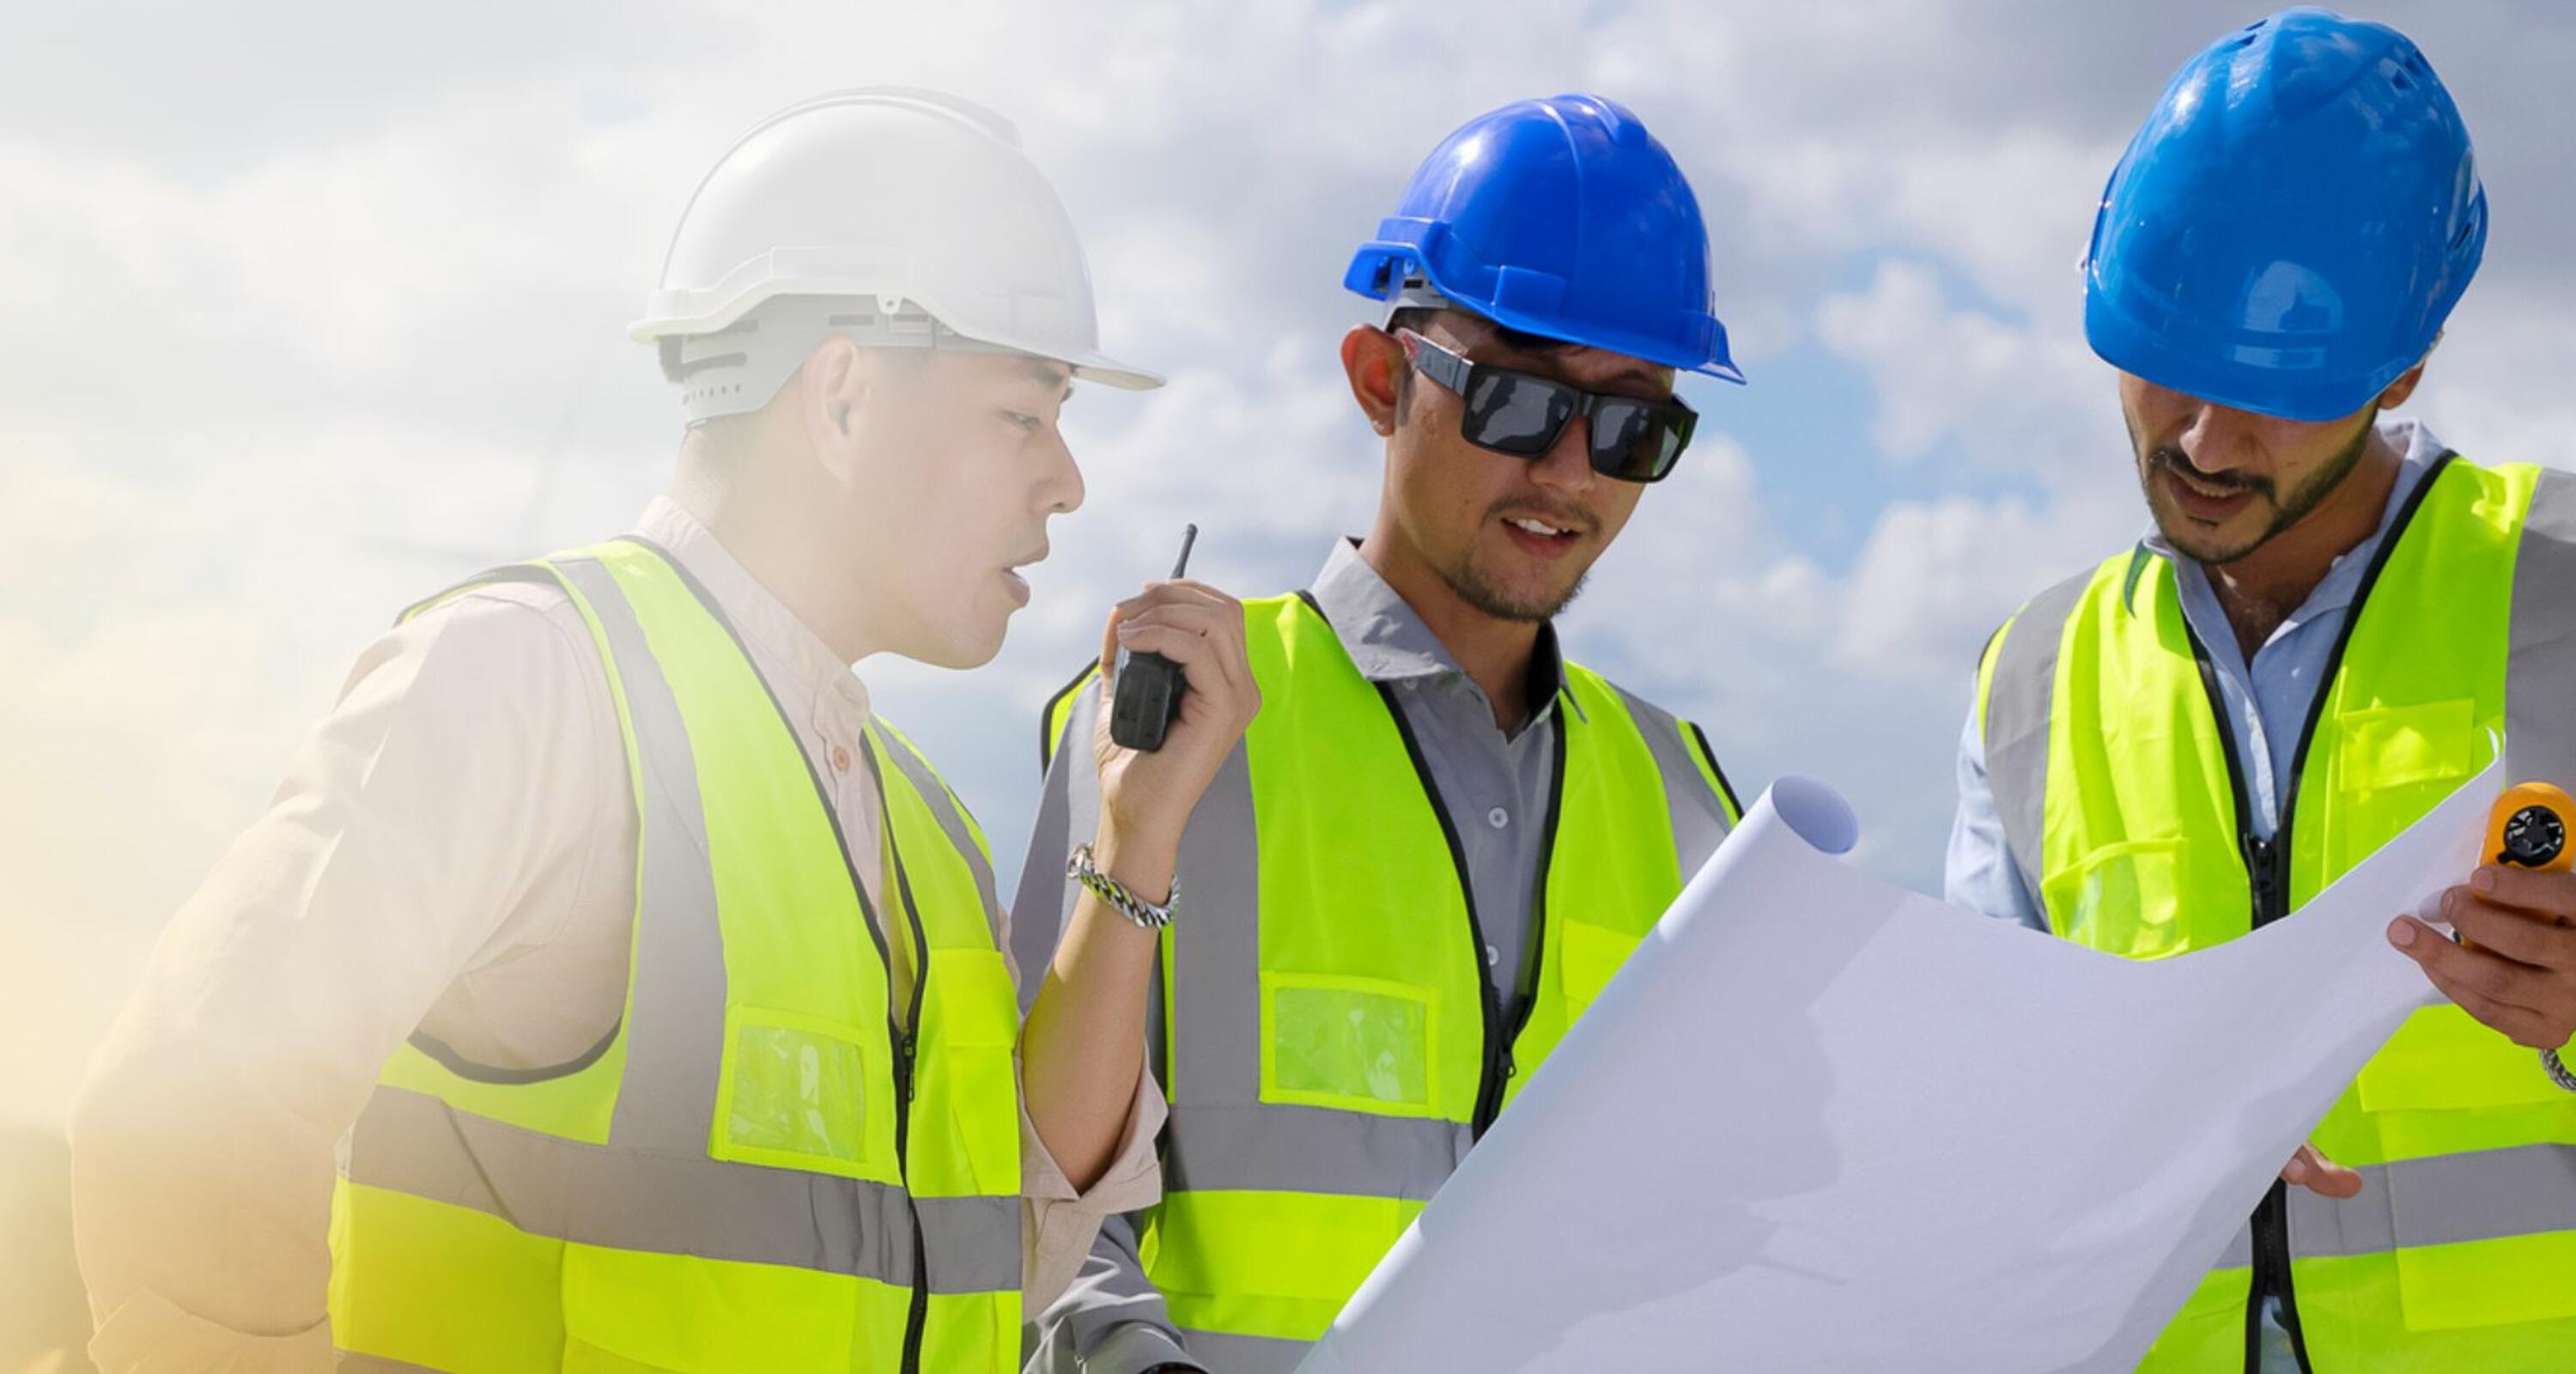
[{"left": 1442, "top": 548, "right": 1588, "bottom": 623}]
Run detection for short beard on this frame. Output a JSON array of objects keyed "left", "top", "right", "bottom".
[
  {"left": 2141, "top": 408, "right": 2377, "bottom": 564},
  {"left": 1443, "top": 554, "right": 1589, "bottom": 623}
]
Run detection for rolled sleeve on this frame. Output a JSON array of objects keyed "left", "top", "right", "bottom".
[{"left": 1019, "top": 1059, "right": 1167, "bottom": 1317}]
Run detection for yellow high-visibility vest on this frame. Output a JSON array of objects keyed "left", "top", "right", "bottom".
[
  {"left": 1978, "top": 455, "right": 2576, "bottom": 1371},
  {"left": 1044, "top": 591, "right": 1740, "bottom": 1370},
  {"left": 328, "top": 538, "right": 1022, "bottom": 1373}
]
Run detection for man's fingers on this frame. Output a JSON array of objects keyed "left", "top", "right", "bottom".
[
  {"left": 2281, "top": 1144, "right": 2363, "bottom": 1199},
  {"left": 1122, "top": 623, "right": 1255, "bottom": 708},
  {"left": 2393, "top": 917, "right": 2547, "bottom": 1010},
  {"left": 2443, "top": 888, "right": 2571, "bottom": 968},
  {"left": 2395, "top": 918, "right": 2568, "bottom": 1045},
  {"left": 1115, "top": 604, "right": 1254, "bottom": 697},
  {"left": 2468, "top": 866, "right": 2576, "bottom": 923},
  {"left": 1114, "top": 620, "right": 1234, "bottom": 694}
]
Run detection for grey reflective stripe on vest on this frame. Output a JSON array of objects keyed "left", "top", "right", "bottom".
[
  {"left": 1163, "top": 741, "right": 1263, "bottom": 1106},
  {"left": 1162, "top": 1101, "right": 1470, "bottom": 1197},
  {"left": 2507, "top": 469, "right": 2576, "bottom": 788},
  {"left": 1170, "top": 1326, "right": 1309, "bottom": 1374},
  {"left": 554, "top": 554, "right": 732, "bottom": 1154},
  {"left": 349, "top": 1085, "right": 1018, "bottom": 1292},
  {"left": 1613, "top": 685, "right": 1736, "bottom": 866},
  {"left": 2212, "top": 1141, "right": 2576, "bottom": 1268},
  {"left": 1981, "top": 566, "right": 2093, "bottom": 902},
  {"left": 874, "top": 727, "right": 1003, "bottom": 925}
]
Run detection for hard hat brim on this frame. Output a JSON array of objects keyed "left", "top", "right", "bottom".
[
  {"left": 1345, "top": 240, "right": 1745, "bottom": 384},
  {"left": 1064, "top": 352, "right": 1163, "bottom": 391},
  {"left": 2084, "top": 287, "right": 2407, "bottom": 424}
]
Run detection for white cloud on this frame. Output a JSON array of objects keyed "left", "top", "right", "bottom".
[
  {"left": 12, "top": 0, "right": 2576, "bottom": 1145},
  {"left": 1814, "top": 258, "right": 2113, "bottom": 474}
]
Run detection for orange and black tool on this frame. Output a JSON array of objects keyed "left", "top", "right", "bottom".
[
  {"left": 2486, "top": 782, "right": 2574, "bottom": 876},
  {"left": 2460, "top": 783, "right": 2574, "bottom": 956},
  {"left": 2479, "top": 783, "right": 2576, "bottom": 1092}
]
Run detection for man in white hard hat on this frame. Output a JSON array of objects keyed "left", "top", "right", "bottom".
[{"left": 68, "top": 89, "right": 1251, "bottom": 1374}]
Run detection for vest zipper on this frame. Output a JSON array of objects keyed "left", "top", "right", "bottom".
[
  {"left": 2171, "top": 453, "right": 2451, "bottom": 1374},
  {"left": 1368, "top": 678, "right": 1511, "bottom": 1140},
  {"left": 2240, "top": 834, "right": 2313, "bottom": 1374},
  {"left": 892, "top": 1017, "right": 928, "bottom": 1374}
]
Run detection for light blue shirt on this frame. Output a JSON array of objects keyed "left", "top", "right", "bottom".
[{"left": 1943, "top": 416, "right": 2442, "bottom": 1371}]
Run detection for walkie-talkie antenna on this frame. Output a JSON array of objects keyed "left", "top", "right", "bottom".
[{"left": 1169, "top": 524, "right": 1199, "bottom": 580}]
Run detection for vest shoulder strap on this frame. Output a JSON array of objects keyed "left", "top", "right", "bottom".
[
  {"left": 1980, "top": 553, "right": 2129, "bottom": 902},
  {"left": 1038, "top": 661, "right": 1101, "bottom": 775},
  {"left": 2510, "top": 465, "right": 2576, "bottom": 788}
]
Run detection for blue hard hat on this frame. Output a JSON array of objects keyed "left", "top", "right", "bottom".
[
  {"left": 2083, "top": 8, "right": 2486, "bottom": 422},
  {"left": 1345, "top": 94, "right": 1742, "bottom": 383}
]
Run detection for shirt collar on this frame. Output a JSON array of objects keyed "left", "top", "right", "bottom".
[
  {"left": 2135, "top": 415, "right": 2446, "bottom": 620},
  {"left": 1306, "top": 538, "right": 1570, "bottom": 720},
  {"left": 632, "top": 495, "right": 872, "bottom": 725}
]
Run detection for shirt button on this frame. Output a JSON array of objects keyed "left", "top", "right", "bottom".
[
  {"left": 1485, "top": 944, "right": 1500, "bottom": 968},
  {"left": 1486, "top": 807, "right": 1510, "bottom": 830},
  {"left": 831, "top": 745, "right": 852, "bottom": 772}
]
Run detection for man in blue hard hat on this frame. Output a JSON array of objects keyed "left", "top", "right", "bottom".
[
  {"left": 1952, "top": 9, "right": 2576, "bottom": 1371},
  {"left": 1010, "top": 94, "right": 1749, "bottom": 1373}
]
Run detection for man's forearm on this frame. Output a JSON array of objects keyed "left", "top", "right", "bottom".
[{"left": 1022, "top": 826, "right": 1170, "bottom": 1192}]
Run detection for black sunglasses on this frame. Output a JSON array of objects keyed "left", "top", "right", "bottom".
[{"left": 1397, "top": 329, "right": 1697, "bottom": 483}]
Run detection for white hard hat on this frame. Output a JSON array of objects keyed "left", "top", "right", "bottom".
[{"left": 633, "top": 88, "right": 1161, "bottom": 423}]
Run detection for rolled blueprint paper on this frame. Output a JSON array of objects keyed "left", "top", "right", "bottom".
[{"left": 1304, "top": 770, "right": 2489, "bottom": 1372}]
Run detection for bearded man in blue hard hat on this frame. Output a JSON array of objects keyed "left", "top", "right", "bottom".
[
  {"left": 1951, "top": 9, "right": 2576, "bottom": 1371},
  {"left": 1007, "top": 94, "right": 1749, "bottom": 1373}
]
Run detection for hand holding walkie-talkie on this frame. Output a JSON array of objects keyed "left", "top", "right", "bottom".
[{"left": 1109, "top": 524, "right": 1199, "bottom": 751}]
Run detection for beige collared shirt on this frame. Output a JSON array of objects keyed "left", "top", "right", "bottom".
[{"left": 69, "top": 496, "right": 1162, "bottom": 1373}]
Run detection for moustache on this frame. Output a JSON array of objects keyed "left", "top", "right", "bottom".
[{"left": 2151, "top": 447, "right": 2272, "bottom": 499}]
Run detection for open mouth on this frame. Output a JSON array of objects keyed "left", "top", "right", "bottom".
[
  {"left": 2160, "top": 465, "right": 2260, "bottom": 521},
  {"left": 1500, "top": 513, "right": 1583, "bottom": 556},
  {"left": 1000, "top": 547, "right": 1045, "bottom": 604}
]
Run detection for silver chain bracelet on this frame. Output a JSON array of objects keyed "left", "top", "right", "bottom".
[
  {"left": 2545, "top": 1049, "right": 2576, "bottom": 1094},
  {"left": 1067, "top": 843, "right": 1179, "bottom": 930}
]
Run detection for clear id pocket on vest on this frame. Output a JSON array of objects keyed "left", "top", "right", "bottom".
[
  {"left": 1260, "top": 971, "right": 1440, "bottom": 1116},
  {"left": 714, "top": 1005, "right": 891, "bottom": 1176},
  {"left": 2041, "top": 838, "right": 2194, "bottom": 959}
]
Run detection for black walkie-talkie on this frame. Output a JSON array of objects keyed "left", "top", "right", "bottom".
[{"left": 1109, "top": 524, "right": 1199, "bottom": 751}]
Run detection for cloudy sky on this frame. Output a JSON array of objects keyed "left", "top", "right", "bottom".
[{"left": 6, "top": 0, "right": 2575, "bottom": 1138}]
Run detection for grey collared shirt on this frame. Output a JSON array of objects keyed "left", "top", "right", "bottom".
[{"left": 1308, "top": 539, "right": 1569, "bottom": 1012}]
